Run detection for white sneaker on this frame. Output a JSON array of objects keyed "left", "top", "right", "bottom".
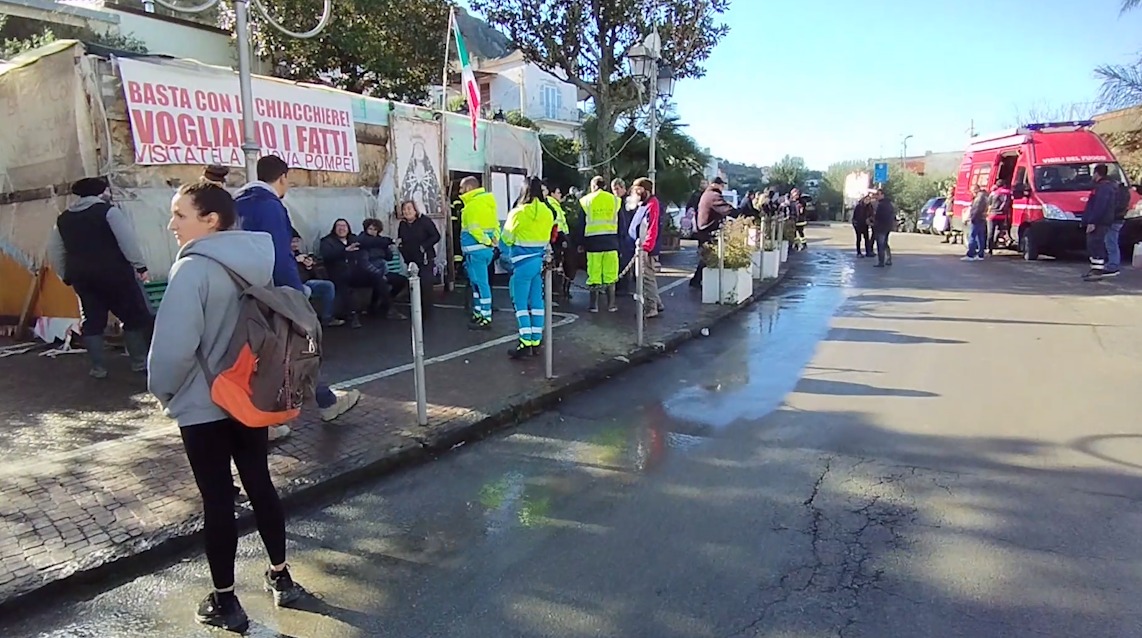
[
  {"left": 960, "top": 256, "right": 974, "bottom": 261},
  {"left": 320, "top": 389, "right": 361, "bottom": 422},
  {"left": 267, "top": 424, "right": 291, "bottom": 441}
]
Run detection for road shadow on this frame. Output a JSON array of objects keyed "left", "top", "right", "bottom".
[
  {"left": 848, "top": 247, "right": 1142, "bottom": 298},
  {"left": 825, "top": 327, "right": 967, "bottom": 346},
  {"left": 794, "top": 378, "right": 939, "bottom": 398}
]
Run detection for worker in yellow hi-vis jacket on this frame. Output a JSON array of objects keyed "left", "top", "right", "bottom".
[{"left": 577, "top": 176, "right": 621, "bottom": 312}]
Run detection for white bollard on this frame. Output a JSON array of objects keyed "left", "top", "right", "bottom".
[
  {"left": 407, "top": 262, "right": 428, "bottom": 426},
  {"left": 717, "top": 230, "right": 725, "bottom": 304},
  {"left": 543, "top": 246, "right": 554, "bottom": 379}
]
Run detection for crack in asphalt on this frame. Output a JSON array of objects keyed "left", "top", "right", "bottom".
[{"left": 728, "top": 456, "right": 930, "bottom": 638}]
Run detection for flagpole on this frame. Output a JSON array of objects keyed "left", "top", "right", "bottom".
[{"left": 440, "top": 8, "right": 454, "bottom": 112}]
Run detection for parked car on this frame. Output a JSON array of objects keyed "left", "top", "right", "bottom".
[{"left": 916, "top": 197, "right": 945, "bottom": 234}]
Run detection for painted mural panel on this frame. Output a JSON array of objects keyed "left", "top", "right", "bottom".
[{"left": 390, "top": 117, "right": 447, "bottom": 279}]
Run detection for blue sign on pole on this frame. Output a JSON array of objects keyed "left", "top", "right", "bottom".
[{"left": 873, "top": 162, "right": 889, "bottom": 184}]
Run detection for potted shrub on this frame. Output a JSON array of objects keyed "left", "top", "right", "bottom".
[{"left": 699, "top": 217, "right": 753, "bottom": 304}]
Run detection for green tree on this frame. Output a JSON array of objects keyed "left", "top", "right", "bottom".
[
  {"left": 767, "top": 155, "right": 807, "bottom": 193},
  {"left": 539, "top": 134, "right": 583, "bottom": 192},
  {"left": 1096, "top": 0, "right": 1142, "bottom": 108},
  {"left": 505, "top": 110, "right": 538, "bottom": 130},
  {"left": 469, "top": 0, "right": 730, "bottom": 176},
  {"left": 1, "top": 16, "right": 147, "bottom": 59},
  {"left": 883, "top": 165, "right": 941, "bottom": 226},
  {"left": 817, "top": 160, "right": 866, "bottom": 215},
  {"left": 608, "top": 115, "right": 709, "bottom": 206},
  {"left": 224, "top": 0, "right": 450, "bottom": 103}
]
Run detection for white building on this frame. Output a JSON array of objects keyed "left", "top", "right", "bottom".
[
  {"left": 475, "top": 50, "right": 581, "bottom": 139},
  {"left": 438, "top": 47, "right": 582, "bottom": 140}
]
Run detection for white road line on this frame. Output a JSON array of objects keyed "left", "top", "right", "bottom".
[
  {"left": 659, "top": 276, "right": 691, "bottom": 295},
  {"left": 330, "top": 311, "right": 580, "bottom": 389}
]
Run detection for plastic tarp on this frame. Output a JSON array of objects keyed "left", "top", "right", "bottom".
[{"left": 0, "top": 40, "right": 96, "bottom": 194}]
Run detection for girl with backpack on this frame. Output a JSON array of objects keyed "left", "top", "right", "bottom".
[{"left": 148, "top": 181, "right": 303, "bottom": 632}]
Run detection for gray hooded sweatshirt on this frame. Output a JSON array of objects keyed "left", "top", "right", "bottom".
[{"left": 148, "top": 230, "right": 274, "bottom": 428}]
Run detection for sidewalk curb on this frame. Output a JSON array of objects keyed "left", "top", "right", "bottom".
[{"left": 1, "top": 262, "right": 795, "bottom": 616}]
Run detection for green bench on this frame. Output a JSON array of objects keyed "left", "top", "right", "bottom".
[
  {"left": 144, "top": 281, "right": 167, "bottom": 313},
  {"left": 143, "top": 252, "right": 407, "bottom": 312}
]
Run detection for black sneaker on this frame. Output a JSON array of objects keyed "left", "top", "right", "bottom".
[
  {"left": 508, "top": 342, "right": 530, "bottom": 360},
  {"left": 1103, "top": 269, "right": 1121, "bottom": 278},
  {"left": 1083, "top": 269, "right": 1105, "bottom": 281},
  {"left": 264, "top": 566, "right": 303, "bottom": 607},
  {"left": 195, "top": 591, "right": 248, "bottom": 632}
]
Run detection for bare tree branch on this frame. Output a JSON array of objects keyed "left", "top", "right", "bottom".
[{"left": 470, "top": 0, "right": 731, "bottom": 174}]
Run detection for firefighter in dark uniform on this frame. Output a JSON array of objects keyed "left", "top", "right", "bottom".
[{"left": 46, "top": 177, "right": 152, "bottom": 378}]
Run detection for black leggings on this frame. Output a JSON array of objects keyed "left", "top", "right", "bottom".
[{"left": 181, "top": 419, "right": 286, "bottom": 590}]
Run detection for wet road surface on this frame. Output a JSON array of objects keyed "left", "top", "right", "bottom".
[{"left": 8, "top": 227, "right": 1142, "bottom": 637}]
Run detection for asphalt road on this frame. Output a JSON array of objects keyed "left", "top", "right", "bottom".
[{"left": 8, "top": 227, "right": 1142, "bottom": 638}]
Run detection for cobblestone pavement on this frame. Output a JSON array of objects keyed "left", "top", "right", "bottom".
[{"left": 0, "top": 246, "right": 792, "bottom": 606}]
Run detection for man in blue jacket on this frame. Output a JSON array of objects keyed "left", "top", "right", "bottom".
[
  {"left": 1082, "top": 164, "right": 1119, "bottom": 281},
  {"left": 235, "top": 156, "right": 360, "bottom": 429}
]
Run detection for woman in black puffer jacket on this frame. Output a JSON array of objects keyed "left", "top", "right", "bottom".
[{"left": 319, "top": 218, "right": 391, "bottom": 325}]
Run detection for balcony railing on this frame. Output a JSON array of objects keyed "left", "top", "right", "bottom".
[{"left": 523, "top": 101, "right": 582, "bottom": 123}]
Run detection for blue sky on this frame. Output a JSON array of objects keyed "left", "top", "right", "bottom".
[
  {"left": 460, "top": 0, "right": 1142, "bottom": 169},
  {"left": 673, "top": 0, "right": 1142, "bottom": 169}
]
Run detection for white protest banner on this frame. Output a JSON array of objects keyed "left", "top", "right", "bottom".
[{"left": 117, "top": 58, "right": 359, "bottom": 172}]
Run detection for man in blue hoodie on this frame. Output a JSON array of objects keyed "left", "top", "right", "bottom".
[
  {"left": 234, "top": 156, "right": 360, "bottom": 427},
  {"left": 1082, "top": 164, "right": 1119, "bottom": 281}
]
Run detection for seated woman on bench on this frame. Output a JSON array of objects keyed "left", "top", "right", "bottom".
[
  {"left": 358, "top": 218, "right": 409, "bottom": 301},
  {"left": 319, "top": 218, "right": 392, "bottom": 328}
]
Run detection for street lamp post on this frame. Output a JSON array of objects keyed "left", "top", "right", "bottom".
[
  {"left": 626, "top": 31, "right": 675, "bottom": 188},
  {"left": 901, "top": 134, "right": 913, "bottom": 168},
  {"left": 153, "top": 0, "right": 332, "bottom": 182},
  {"left": 625, "top": 33, "right": 675, "bottom": 348}
]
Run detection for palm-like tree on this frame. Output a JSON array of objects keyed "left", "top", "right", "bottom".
[
  {"left": 1098, "top": 0, "right": 1142, "bottom": 108},
  {"left": 609, "top": 115, "right": 710, "bottom": 207}
]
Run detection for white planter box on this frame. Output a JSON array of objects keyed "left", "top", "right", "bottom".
[
  {"left": 761, "top": 250, "right": 780, "bottom": 279},
  {"left": 780, "top": 240, "right": 790, "bottom": 263},
  {"left": 747, "top": 227, "right": 762, "bottom": 248},
  {"left": 750, "top": 250, "right": 763, "bottom": 278},
  {"left": 702, "top": 267, "right": 753, "bottom": 304}
]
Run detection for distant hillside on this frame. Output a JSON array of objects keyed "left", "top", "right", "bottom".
[
  {"left": 455, "top": 8, "right": 512, "bottom": 60},
  {"left": 719, "top": 160, "right": 767, "bottom": 191}
]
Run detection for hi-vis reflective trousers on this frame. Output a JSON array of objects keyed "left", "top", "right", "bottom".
[
  {"left": 509, "top": 256, "right": 544, "bottom": 347},
  {"left": 586, "top": 250, "right": 619, "bottom": 287},
  {"left": 464, "top": 247, "right": 494, "bottom": 321}
]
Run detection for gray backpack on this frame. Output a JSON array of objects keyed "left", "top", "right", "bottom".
[{"left": 194, "top": 256, "right": 322, "bottom": 428}]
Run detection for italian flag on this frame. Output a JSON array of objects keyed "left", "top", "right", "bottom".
[{"left": 452, "top": 12, "right": 480, "bottom": 150}]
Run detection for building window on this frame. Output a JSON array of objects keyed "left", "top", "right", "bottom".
[{"left": 540, "top": 84, "right": 561, "bottom": 119}]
